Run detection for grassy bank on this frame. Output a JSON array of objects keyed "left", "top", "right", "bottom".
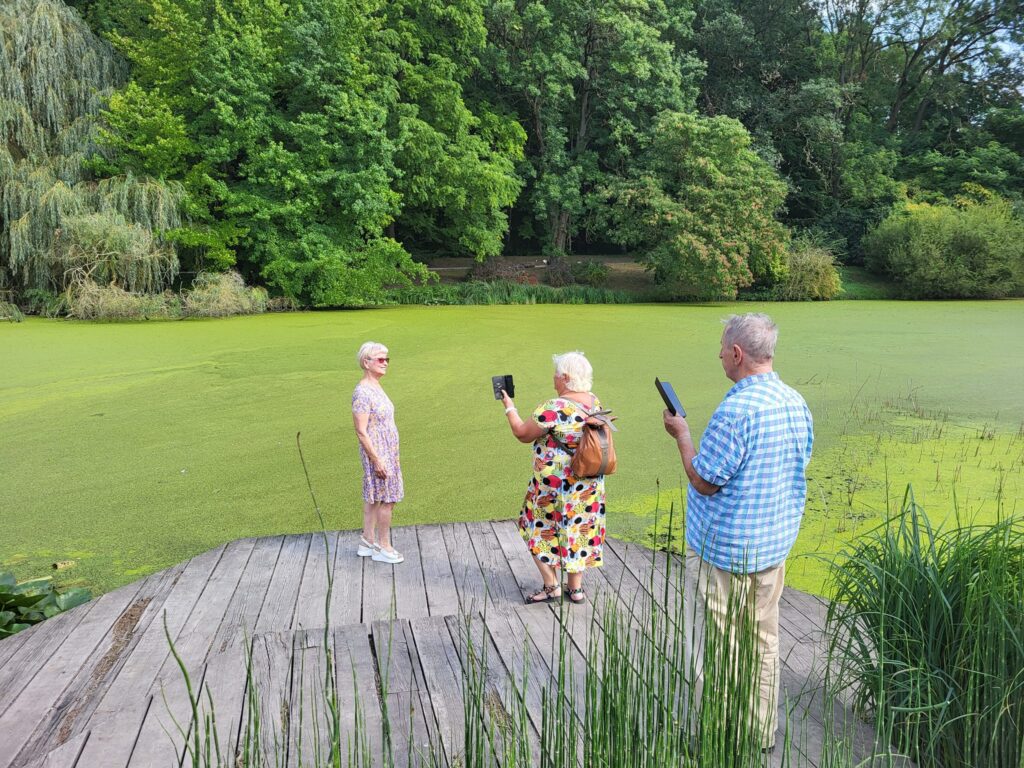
[{"left": 2, "top": 301, "right": 1022, "bottom": 595}]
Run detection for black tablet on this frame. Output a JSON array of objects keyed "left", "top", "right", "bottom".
[
  {"left": 492, "top": 374, "right": 515, "bottom": 400},
  {"left": 655, "top": 377, "right": 686, "bottom": 417}
]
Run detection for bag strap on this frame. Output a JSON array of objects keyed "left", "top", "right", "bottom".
[{"left": 561, "top": 396, "right": 618, "bottom": 432}]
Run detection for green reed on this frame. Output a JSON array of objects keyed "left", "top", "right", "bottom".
[{"left": 826, "top": 485, "right": 1024, "bottom": 768}]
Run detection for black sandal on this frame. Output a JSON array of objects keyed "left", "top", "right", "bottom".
[
  {"left": 567, "top": 587, "right": 586, "bottom": 604},
  {"left": 525, "top": 583, "right": 561, "bottom": 604}
]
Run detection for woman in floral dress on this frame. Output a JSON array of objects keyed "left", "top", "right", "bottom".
[
  {"left": 500, "top": 351, "right": 607, "bottom": 604},
  {"left": 352, "top": 341, "right": 404, "bottom": 564}
]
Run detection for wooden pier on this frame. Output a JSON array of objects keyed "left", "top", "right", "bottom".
[{"left": 0, "top": 523, "right": 877, "bottom": 767}]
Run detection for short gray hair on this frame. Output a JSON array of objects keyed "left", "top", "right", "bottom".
[
  {"left": 722, "top": 313, "right": 777, "bottom": 362},
  {"left": 356, "top": 340, "right": 388, "bottom": 369},
  {"left": 552, "top": 351, "right": 593, "bottom": 391}
]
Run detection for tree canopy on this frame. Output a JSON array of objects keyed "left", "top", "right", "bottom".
[{"left": 3, "top": 0, "right": 1023, "bottom": 306}]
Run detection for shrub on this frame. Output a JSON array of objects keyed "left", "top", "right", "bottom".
[
  {"left": 545, "top": 257, "right": 575, "bottom": 286},
  {"left": 21, "top": 288, "right": 67, "bottom": 317},
  {"left": 0, "top": 299, "right": 24, "bottom": 321},
  {"left": 467, "top": 259, "right": 529, "bottom": 283},
  {"left": 863, "top": 193, "right": 1024, "bottom": 298},
  {"left": 826, "top": 488, "right": 1024, "bottom": 768},
  {"left": 67, "top": 280, "right": 180, "bottom": 320},
  {"left": 774, "top": 240, "right": 842, "bottom": 300},
  {"left": 0, "top": 570, "right": 90, "bottom": 638},
  {"left": 389, "top": 280, "right": 635, "bottom": 305},
  {"left": 183, "top": 272, "right": 268, "bottom": 317},
  {"left": 570, "top": 260, "right": 610, "bottom": 287}
]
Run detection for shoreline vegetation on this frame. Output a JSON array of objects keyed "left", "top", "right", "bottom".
[
  {"left": 2, "top": 256, "right": 900, "bottom": 324},
  {"left": 4, "top": 0, "right": 1023, "bottom": 318}
]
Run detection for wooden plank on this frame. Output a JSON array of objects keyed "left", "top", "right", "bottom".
[
  {"left": 127, "top": 539, "right": 257, "bottom": 767},
  {"left": 444, "top": 612, "right": 537, "bottom": 767},
  {"left": 247, "top": 631, "right": 294, "bottom": 765},
  {"left": 371, "top": 620, "right": 432, "bottom": 766},
  {"left": 605, "top": 538, "right": 684, "bottom": 608},
  {"left": 72, "top": 544, "right": 228, "bottom": 768},
  {"left": 464, "top": 522, "right": 522, "bottom": 609},
  {"left": 0, "top": 579, "right": 146, "bottom": 768},
  {"left": 0, "top": 627, "right": 32, "bottom": 673},
  {"left": 482, "top": 609, "right": 554, "bottom": 762},
  {"left": 329, "top": 531, "right": 365, "bottom": 627},
  {"left": 288, "top": 629, "right": 333, "bottom": 768},
  {"left": 0, "top": 600, "right": 97, "bottom": 717},
  {"left": 293, "top": 532, "right": 339, "bottom": 631},
  {"left": 7, "top": 563, "right": 188, "bottom": 766},
  {"left": 408, "top": 617, "right": 466, "bottom": 768},
  {"left": 333, "top": 624, "right": 385, "bottom": 766},
  {"left": 362, "top": 549, "right": 397, "bottom": 624},
  {"left": 589, "top": 537, "right": 649, "bottom": 616},
  {"left": 440, "top": 524, "right": 485, "bottom": 615},
  {"left": 21, "top": 730, "right": 89, "bottom": 768},
  {"left": 254, "top": 534, "right": 312, "bottom": 635},
  {"left": 416, "top": 526, "right": 460, "bottom": 618},
  {"left": 489, "top": 520, "right": 537, "bottom": 598},
  {"left": 780, "top": 588, "right": 828, "bottom": 632},
  {"left": 193, "top": 535, "right": 285, "bottom": 755},
  {"left": 390, "top": 527, "right": 429, "bottom": 621}
]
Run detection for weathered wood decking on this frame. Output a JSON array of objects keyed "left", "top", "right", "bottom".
[{"left": 0, "top": 523, "right": 875, "bottom": 767}]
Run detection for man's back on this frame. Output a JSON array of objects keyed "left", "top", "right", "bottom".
[{"left": 686, "top": 372, "right": 813, "bottom": 573}]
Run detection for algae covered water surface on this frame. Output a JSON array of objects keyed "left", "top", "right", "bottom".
[{"left": 2, "top": 301, "right": 1021, "bottom": 594}]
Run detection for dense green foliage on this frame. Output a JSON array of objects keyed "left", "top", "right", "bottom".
[
  {"left": 863, "top": 190, "right": 1024, "bottom": 298},
  {"left": 86, "top": 0, "right": 525, "bottom": 305},
  {"left": 0, "top": 570, "right": 90, "bottom": 637},
  {"left": 827, "top": 490, "right": 1024, "bottom": 768},
  {"left": 4, "top": 0, "right": 1024, "bottom": 304},
  {"left": 605, "top": 112, "right": 790, "bottom": 299}
]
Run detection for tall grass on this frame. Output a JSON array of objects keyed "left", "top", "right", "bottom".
[
  {"left": 826, "top": 486, "right": 1024, "bottom": 768},
  {"left": 389, "top": 280, "right": 638, "bottom": 305}
]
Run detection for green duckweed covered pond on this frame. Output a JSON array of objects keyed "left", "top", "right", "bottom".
[{"left": 2, "top": 301, "right": 1022, "bottom": 595}]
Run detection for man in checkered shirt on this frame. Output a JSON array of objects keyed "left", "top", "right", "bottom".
[{"left": 662, "top": 312, "right": 814, "bottom": 752}]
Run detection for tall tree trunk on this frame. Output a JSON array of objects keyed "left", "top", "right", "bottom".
[{"left": 551, "top": 209, "right": 571, "bottom": 255}]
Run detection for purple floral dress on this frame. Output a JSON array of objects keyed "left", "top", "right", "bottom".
[{"left": 352, "top": 383, "right": 404, "bottom": 503}]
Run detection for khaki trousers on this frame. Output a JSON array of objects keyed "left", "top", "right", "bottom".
[{"left": 684, "top": 547, "right": 785, "bottom": 749}]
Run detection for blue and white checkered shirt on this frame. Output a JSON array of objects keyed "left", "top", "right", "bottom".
[{"left": 686, "top": 372, "right": 814, "bottom": 573}]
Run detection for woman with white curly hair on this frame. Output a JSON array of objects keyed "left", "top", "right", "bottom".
[{"left": 500, "top": 351, "right": 607, "bottom": 604}]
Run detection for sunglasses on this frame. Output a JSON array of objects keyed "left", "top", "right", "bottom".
[{"left": 374, "top": 357, "right": 390, "bottom": 364}]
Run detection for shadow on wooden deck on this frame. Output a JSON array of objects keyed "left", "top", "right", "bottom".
[{"left": 0, "top": 523, "right": 887, "bottom": 767}]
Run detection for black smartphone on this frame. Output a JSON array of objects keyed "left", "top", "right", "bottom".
[
  {"left": 492, "top": 374, "right": 515, "bottom": 400},
  {"left": 655, "top": 377, "right": 686, "bottom": 417}
]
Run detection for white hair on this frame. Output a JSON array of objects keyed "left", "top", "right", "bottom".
[
  {"left": 552, "top": 351, "right": 593, "bottom": 392},
  {"left": 356, "top": 341, "right": 388, "bottom": 369},
  {"left": 722, "top": 313, "right": 778, "bottom": 362}
]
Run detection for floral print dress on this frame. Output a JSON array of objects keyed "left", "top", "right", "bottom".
[
  {"left": 519, "top": 396, "right": 607, "bottom": 572},
  {"left": 352, "top": 383, "right": 404, "bottom": 503}
]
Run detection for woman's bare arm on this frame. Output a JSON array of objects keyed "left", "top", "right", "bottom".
[{"left": 500, "top": 391, "right": 547, "bottom": 443}]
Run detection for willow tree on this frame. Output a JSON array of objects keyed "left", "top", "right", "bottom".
[{"left": 0, "top": 0, "right": 182, "bottom": 301}]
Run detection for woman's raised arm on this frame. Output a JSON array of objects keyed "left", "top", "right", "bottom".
[{"left": 501, "top": 390, "right": 547, "bottom": 443}]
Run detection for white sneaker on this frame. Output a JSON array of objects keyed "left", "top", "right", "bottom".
[
  {"left": 357, "top": 538, "right": 377, "bottom": 557},
  {"left": 372, "top": 547, "right": 404, "bottom": 564}
]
